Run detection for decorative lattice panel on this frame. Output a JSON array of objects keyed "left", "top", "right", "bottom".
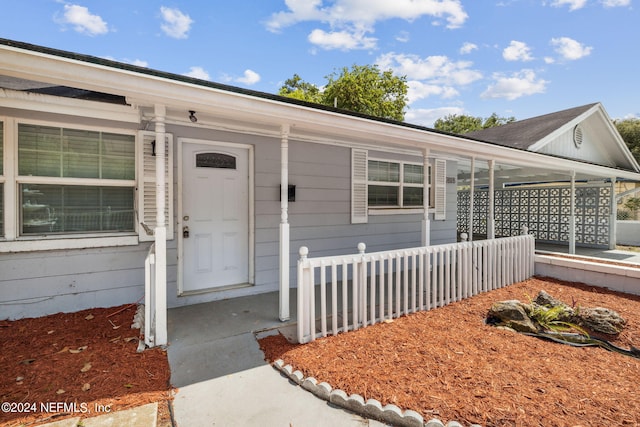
[{"left": 457, "top": 185, "right": 612, "bottom": 247}]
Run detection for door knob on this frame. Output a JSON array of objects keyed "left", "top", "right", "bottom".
[{"left": 183, "top": 226, "right": 190, "bottom": 238}]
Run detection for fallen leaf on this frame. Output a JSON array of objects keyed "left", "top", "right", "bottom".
[
  {"left": 20, "top": 358, "right": 36, "bottom": 365},
  {"left": 85, "top": 314, "right": 94, "bottom": 320},
  {"left": 124, "top": 337, "right": 138, "bottom": 343},
  {"left": 124, "top": 383, "right": 134, "bottom": 388},
  {"left": 69, "top": 346, "right": 88, "bottom": 354},
  {"left": 80, "top": 363, "right": 92, "bottom": 373},
  {"left": 16, "top": 376, "right": 24, "bottom": 382},
  {"left": 82, "top": 383, "right": 91, "bottom": 391},
  {"left": 109, "top": 336, "right": 121, "bottom": 343},
  {"left": 47, "top": 330, "right": 55, "bottom": 334},
  {"left": 57, "top": 346, "right": 70, "bottom": 354},
  {"left": 56, "top": 389, "right": 65, "bottom": 394},
  {"left": 108, "top": 320, "right": 121, "bottom": 330}
]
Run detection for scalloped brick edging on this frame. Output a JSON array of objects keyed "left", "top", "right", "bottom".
[{"left": 273, "top": 359, "right": 482, "bottom": 427}]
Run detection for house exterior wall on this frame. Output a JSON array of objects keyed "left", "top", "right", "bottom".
[
  {"left": 0, "top": 105, "right": 458, "bottom": 319},
  {"left": 0, "top": 108, "right": 148, "bottom": 319},
  {"left": 537, "top": 122, "right": 615, "bottom": 167}
]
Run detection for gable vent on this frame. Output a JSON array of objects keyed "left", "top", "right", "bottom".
[{"left": 573, "top": 124, "right": 583, "bottom": 148}]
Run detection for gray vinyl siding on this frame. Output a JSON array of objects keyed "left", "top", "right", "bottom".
[{"left": 0, "top": 245, "right": 149, "bottom": 320}]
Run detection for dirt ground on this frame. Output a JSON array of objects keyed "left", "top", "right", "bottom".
[
  {"left": 0, "top": 304, "right": 173, "bottom": 427},
  {"left": 260, "top": 276, "right": 640, "bottom": 427}
]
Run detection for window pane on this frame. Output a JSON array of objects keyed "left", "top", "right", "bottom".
[
  {"left": 19, "top": 125, "right": 134, "bottom": 180},
  {"left": 63, "top": 128, "right": 99, "bottom": 178},
  {"left": 403, "top": 187, "right": 424, "bottom": 206},
  {"left": 102, "top": 132, "right": 135, "bottom": 179},
  {"left": 21, "top": 184, "right": 134, "bottom": 235},
  {"left": 368, "top": 160, "right": 399, "bottom": 182},
  {"left": 19, "top": 124, "right": 62, "bottom": 176},
  {"left": 368, "top": 185, "right": 398, "bottom": 206},
  {"left": 404, "top": 164, "right": 424, "bottom": 184}
]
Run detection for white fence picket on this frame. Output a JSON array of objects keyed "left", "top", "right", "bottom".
[{"left": 297, "top": 234, "right": 535, "bottom": 344}]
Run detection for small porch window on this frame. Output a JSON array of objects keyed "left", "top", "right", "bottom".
[{"left": 368, "top": 160, "right": 429, "bottom": 208}]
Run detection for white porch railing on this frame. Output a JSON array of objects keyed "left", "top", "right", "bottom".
[
  {"left": 297, "top": 234, "right": 535, "bottom": 344},
  {"left": 144, "top": 243, "right": 156, "bottom": 347}
]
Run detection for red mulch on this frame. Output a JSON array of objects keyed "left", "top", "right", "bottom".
[
  {"left": 0, "top": 305, "right": 173, "bottom": 427},
  {"left": 259, "top": 277, "right": 640, "bottom": 427}
]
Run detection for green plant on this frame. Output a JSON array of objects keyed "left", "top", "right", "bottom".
[{"left": 528, "top": 305, "right": 590, "bottom": 338}]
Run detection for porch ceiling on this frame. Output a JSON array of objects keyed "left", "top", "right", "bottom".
[{"left": 456, "top": 160, "right": 614, "bottom": 188}]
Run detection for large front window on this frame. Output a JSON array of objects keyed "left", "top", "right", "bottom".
[
  {"left": 17, "top": 124, "right": 135, "bottom": 235},
  {"left": 368, "top": 160, "right": 426, "bottom": 207}
]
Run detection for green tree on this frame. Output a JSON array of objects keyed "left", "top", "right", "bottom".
[
  {"left": 614, "top": 118, "right": 640, "bottom": 163},
  {"left": 278, "top": 74, "right": 322, "bottom": 103},
  {"left": 321, "top": 65, "right": 408, "bottom": 121},
  {"left": 433, "top": 113, "right": 516, "bottom": 134},
  {"left": 278, "top": 65, "right": 408, "bottom": 121}
]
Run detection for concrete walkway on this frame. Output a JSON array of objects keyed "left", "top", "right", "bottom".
[
  {"left": 535, "top": 243, "right": 640, "bottom": 264},
  {"left": 167, "top": 290, "right": 386, "bottom": 426}
]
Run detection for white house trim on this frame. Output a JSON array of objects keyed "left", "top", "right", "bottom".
[
  {"left": 0, "top": 88, "right": 139, "bottom": 124},
  {"left": 152, "top": 104, "right": 167, "bottom": 347},
  {"left": 279, "top": 124, "right": 290, "bottom": 321}
]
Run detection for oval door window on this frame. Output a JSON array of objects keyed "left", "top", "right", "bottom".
[{"left": 196, "top": 152, "right": 236, "bottom": 169}]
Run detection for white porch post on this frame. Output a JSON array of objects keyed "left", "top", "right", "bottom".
[
  {"left": 569, "top": 171, "right": 576, "bottom": 255},
  {"left": 487, "top": 160, "right": 495, "bottom": 239},
  {"left": 468, "top": 157, "right": 475, "bottom": 242},
  {"left": 153, "top": 104, "right": 167, "bottom": 346},
  {"left": 279, "top": 124, "right": 291, "bottom": 321},
  {"left": 422, "top": 148, "right": 430, "bottom": 246},
  {"left": 609, "top": 177, "right": 617, "bottom": 250}
]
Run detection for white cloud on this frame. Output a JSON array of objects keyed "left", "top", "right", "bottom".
[
  {"left": 396, "top": 31, "right": 410, "bottom": 43},
  {"left": 550, "top": 0, "right": 630, "bottom": 8},
  {"left": 183, "top": 66, "right": 210, "bottom": 80},
  {"left": 600, "top": 0, "right": 630, "bottom": 7},
  {"left": 235, "top": 69, "right": 261, "bottom": 85},
  {"left": 104, "top": 56, "right": 149, "bottom": 67},
  {"left": 160, "top": 6, "right": 193, "bottom": 39},
  {"left": 58, "top": 4, "right": 109, "bottom": 36},
  {"left": 308, "top": 29, "right": 377, "bottom": 50},
  {"left": 267, "top": 0, "right": 468, "bottom": 30},
  {"left": 550, "top": 0, "right": 588, "bottom": 11},
  {"left": 266, "top": 0, "right": 468, "bottom": 50},
  {"left": 550, "top": 37, "right": 592, "bottom": 60},
  {"left": 405, "top": 106, "right": 465, "bottom": 128},
  {"left": 459, "top": 42, "right": 478, "bottom": 55},
  {"left": 503, "top": 40, "right": 534, "bottom": 62},
  {"left": 481, "top": 69, "right": 548, "bottom": 100},
  {"left": 130, "top": 59, "right": 149, "bottom": 68},
  {"left": 408, "top": 81, "right": 459, "bottom": 104},
  {"left": 220, "top": 70, "right": 262, "bottom": 86},
  {"left": 376, "top": 52, "right": 482, "bottom": 86}
]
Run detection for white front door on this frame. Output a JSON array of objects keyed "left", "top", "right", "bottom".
[{"left": 180, "top": 141, "right": 250, "bottom": 293}]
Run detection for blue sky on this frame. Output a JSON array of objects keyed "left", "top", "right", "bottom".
[{"left": 1, "top": 0, "right": 637, "bottom": 126}]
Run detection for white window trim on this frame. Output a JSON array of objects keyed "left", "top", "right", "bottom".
[
  {"left": 0, "top": 117, "right": 141, "bottom": 252},
  {"left": 367, "top": 157, "right": 432, "bottom": 211}
]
